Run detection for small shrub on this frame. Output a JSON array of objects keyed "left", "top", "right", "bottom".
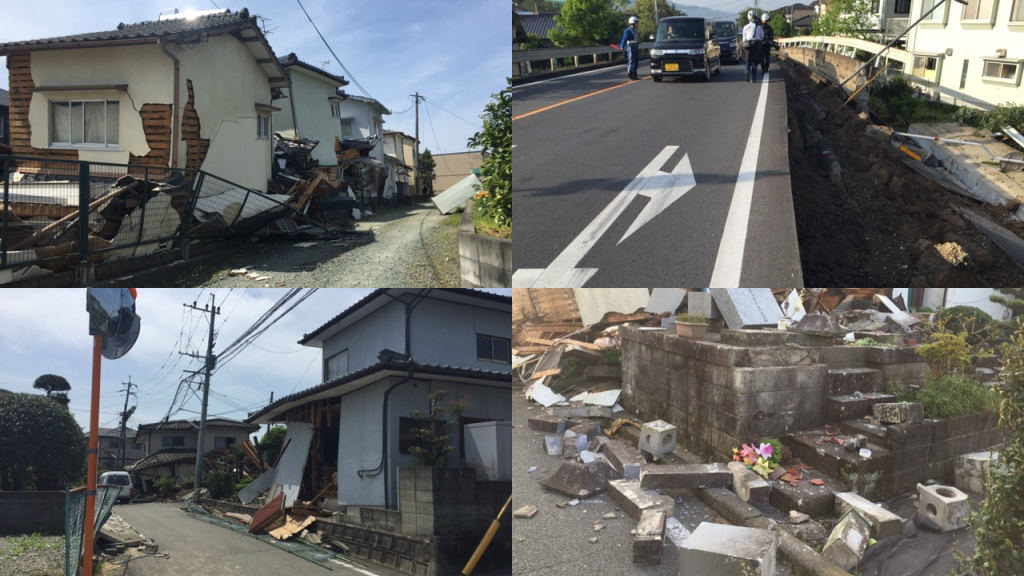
[
  {"left": 935, "top": 306, "right": 995, "bottom": 344},
  {"left": 916, "top": 375, "right": 997, "bottom": 419},
  {"left": 206, "top": 472, "right": 235, "bottom": 500},
  {"left": 153, "top": 476, "right": 181, "bottom": 498},
  {"left": 235, "top": 477, "right": 254, "bottom": 494},
  {"left": 600, "top": 349, "right": 622, "bottom": 366},
  {"left": 886, "top": 379, "right": 918, "bottom": 403},
  {"left": 675, "top": 314, "right": 708, "bottom": 324},
  {"left": 852, "top": 337, "right": 882, "bottom": 347}
]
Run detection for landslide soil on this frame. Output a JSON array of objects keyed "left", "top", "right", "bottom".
[{"left": 781, "top": 58, "right": 1024, "bottom": 286}]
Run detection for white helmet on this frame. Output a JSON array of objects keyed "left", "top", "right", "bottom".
[
  {"left": 762, "top": 13, "right": 769, "bottom": 22},
  {"left": 748, "top": 10, "right": 755, "bottom": 22},
  {"left": 628, "top": 16, "right": 638, "bottom": 24}
]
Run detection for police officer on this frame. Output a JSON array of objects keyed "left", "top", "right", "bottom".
[
  {"left": 742, "top": 11, "right": 764, "bottom": 83},
  {"left": 621, "top": 16, "right": 640, "bottom": 80},
  {"left": 760, "top": 13, "right": 775, "bottom": 73}
]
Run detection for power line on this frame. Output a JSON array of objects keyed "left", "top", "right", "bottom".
[
  {"left": 294, "top": 0, "right": 373, "bottom": 99},
  {"left": 423, "top": 96, "right": 481, "bottom": 129}
]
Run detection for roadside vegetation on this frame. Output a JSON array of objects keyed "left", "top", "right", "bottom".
[{"left": 468, "top": 81, "right": 512, "bottom": 237}]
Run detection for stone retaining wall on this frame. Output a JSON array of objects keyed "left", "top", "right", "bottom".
[
  {"left": 457, "top": 204, "right": 511, "bottom": 288},
  {"left": 0, "top": 491, "right": 65, "bottom": 536}
]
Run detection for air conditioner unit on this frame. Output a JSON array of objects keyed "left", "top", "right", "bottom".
[{"left": 996, "top": 48, "right": 1007, "bottom": 58}]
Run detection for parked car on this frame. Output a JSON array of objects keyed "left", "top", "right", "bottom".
[
  {"left": 98, "top": 471, "right": 136, "bottom": 503},
  {"left": 714, "top": 20, "right": 741, "bottom": 64},
  {"left": 649, "top": 16, "right": 722, "bottom": 82}
]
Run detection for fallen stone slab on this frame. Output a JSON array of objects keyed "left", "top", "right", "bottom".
[
  {"left": 822, "top": 509, "right": 872, "bottom": 572},
  {"left": 710, "top": 288, "right": 783, "bottom": 329},
  {"left": 873, "top": 402, "right": 924, "bottom": 424},
  {"left": 728, "top": 461, "right": 770, "bottom": 504},
  {"left": 513, "top": 505, "right": 538, "bottom": 519},
  {"left": 528, "top": 415, "right": 566, "bottom": 433},
  {"left": 835, "top": 491, "right": 903, "bottom": 539},
  {"left": 602, "top": 438, "right": 647, "bottom": 479},
  {"left": 607, "top": 478, "right": 675, "bottom": 521},
  {"left": 639, "top": 463, "right": 732, "bottom": 490},
  {"left": 539, "top": 461, "right": 621, "bottom": 499},
  {"left": 697, "top": 487, "right": 762, "bottom": 527},
  {"left": 544, "top": 435, "right": 563, "bottom": 456},
  {"left": 678, "top": 522, "right": 778, "bottom": 576},
  {"left": 546, "top": 404, "right": 613, "bottom": 419},
  {"left": 98, "top": 513, "right": 144, "bottom": 547},
  {"left": 917, "top": 483, "right": 969, "bottom": 532},
  {"left": 633, "top": 509, "right": 666, "bottom": 565}
]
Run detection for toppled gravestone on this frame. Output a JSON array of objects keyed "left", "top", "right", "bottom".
[
  {"left": 709, "top": 288, "right": 783, "bottom": 329},
  {"left": 822, "top": 509, "right": 872, "bottom": 571},
  {"left": 607, "top": 479, "right": 675, "bottom": 520},
  {"left": 639, "top": 463, "right": 732, "bottom": 490},
  {"left": 633, "top": 509, "right": 667, "bottom": 565},
  {"left": 791, "top": 313, "right": 847, "bottom": 337},
  {"left": 678, "top": 522, "right": 778, "bottom": 576},
  {"left": 539, "top": 461, "right": 622, "bottom": 499},
  {"left": 835, "top": 491, "right": 903, "bottom": 538},
  {"left": 728, "top": 461, "right": 770, "bottom": 504},
  {"left": 602, "top": 438, "right": 647, "bottom": 479}
]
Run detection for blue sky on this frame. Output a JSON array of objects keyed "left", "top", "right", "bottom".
[
  {"left": 0, "top": 0, "right": 507, "bottom": 154},
  {"left": 0, "top": 288, "right": 511, "bottom": 435}
]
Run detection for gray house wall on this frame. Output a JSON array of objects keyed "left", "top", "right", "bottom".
[{"left": 336, "top": 375, "right": 512, "bottom": 507}]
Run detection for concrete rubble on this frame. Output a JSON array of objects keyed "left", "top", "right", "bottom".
[
  {"left": 632, "top": 509, "right": 666, "bottom": 565},
  {"left": 822, "top": 509, "right": 872, "bottom": 571},
  {"left": 539, "top": 461, "right": 621, "bottom": 498},
  {"left": 917, "top": 483, "right": 970, "bottom": 532},
  {"left": 679, "top": 522, "right": 778, "bottom": 576},
  {"left": 834, "top": 491, "right": 903, "bottom": 538}
]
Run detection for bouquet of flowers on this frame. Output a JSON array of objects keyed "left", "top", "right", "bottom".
[{"left": 732, "top": 439, "right": 783, "bottom": 479}]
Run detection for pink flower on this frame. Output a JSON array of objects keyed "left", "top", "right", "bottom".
[
  {"left": 756, "top": 442, "right": 773, "bottom": 459},
  {"left": 739, "top": 443, "right": 755, "bottom": 461}
]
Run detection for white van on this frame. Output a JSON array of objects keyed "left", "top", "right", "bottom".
[{"left": 98, "top": 471, "right": 135, "bottom": 503}]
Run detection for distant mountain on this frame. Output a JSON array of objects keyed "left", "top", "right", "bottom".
[{"left": 672, "top": 3, "right": 735, "bottom": 20}]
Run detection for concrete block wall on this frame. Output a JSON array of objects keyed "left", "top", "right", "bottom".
[
  {"left": 781, "top": 46, "right": 867, "bottom": 89},
  {"left": 458, "top": 205, "right": 512, "bottom": 288},
  {"left": 317, "top": 518, "right": 433, "bottom": 576},
  {"left": 398, "top": 468, "right": 511, "bottom": 541},
  {"left": 360, "top": 506, "right": 403, "bottom": 532},
  {"left": 620, "top": 327, "right": 828, "bottom": 460},
  {"left": 0, "top": 491, "right": 65, "bottom": 536}
]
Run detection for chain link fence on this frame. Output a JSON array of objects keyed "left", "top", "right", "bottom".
[{"left": 65, "top": 484, "right": 120, "bottom": 576}]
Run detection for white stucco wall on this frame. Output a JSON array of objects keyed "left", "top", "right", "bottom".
[
  {"left": 894, "top": 288, "right": 1012, "bottom": 319},
  {"left": 27, "top": 35, "right": 274, "bottom": 192},
  {"left": 906, "top": 0, "right": 1024, "bottom": 108},
  {"left": 273, "top": 67, "right": 345, "bottom": 167}
]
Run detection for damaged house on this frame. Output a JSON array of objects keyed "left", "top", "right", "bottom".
[
  {"left": 245, "top": 289, "right": 512, "bottom": 510},
  {"left": 331, "top": 94, "right": 397, "bottom": 207},
  {"left": 0, "top": 8, "right": 287, "bottom": 193},
  {"left": 382, "top": 129, "right": 418, "bottom": 200},
  {"left": 127, "top": 417, "right": 259, "bottom": 493},
  {"left": 272, "top": 53, "right": 349, "bottom": 172}
]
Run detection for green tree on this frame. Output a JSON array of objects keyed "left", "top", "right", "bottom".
[
  {"left": 419, "top": 149, "right": 437, "bottom": 196},
  {"left": 258, "top": 425, "right": 287, "bottom": 468},
  {"left": 769, "top": 12, "right": 792, "bottom": 39},
  {"left": 408, "top": 390, "right": 469, "bottom": 468},
  {"left": 812, "top": 0, "right": 875, "bottom": 41},
  {"left": 0, "top": 389, "right": 86, "bottom": 490},
  {"left": 468, "top": 81, "right": 512, "bottom": 227},
  {"left": 548, "top": 0, "right": 627, "bottom": 47},
  {"left": 971, "top": 329, "right": 1024, "bottom": 575},
  {"left": 990, "top": 289, "right": 1024, "bottom": 317},
  {"left": 633, "top": 0, "right": 683, "bottom": 41},
  {"left": 513, "top": 0, "right": 564, "bottom": 12},
  {"left": 33, "top": 374, "right": 71, "bottom": 407}
]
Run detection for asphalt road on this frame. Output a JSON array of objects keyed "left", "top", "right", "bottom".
[
  {"left": 512, "top": 60, "right": 802, "bottom": 287},
  {"left": 113, "top": 502, "right": 402, "bottom": 576}
]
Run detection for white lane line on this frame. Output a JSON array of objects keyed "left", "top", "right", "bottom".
[
  {"left": 510, "top": 60, "right": 648, "bottom": 89},
  {"left": 709, "top": 72, "right": 770, "bottom": 287},
  {"left": 328, "top": 558, "right": 382, "bottom": 575}
]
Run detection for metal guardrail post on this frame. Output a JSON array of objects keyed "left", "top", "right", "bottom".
[
  {"left": 79, "top": 161, "right": 90, "bottom": 264},
  {"left": 2, "top": 157, "right": 9, "bottom": 268}
]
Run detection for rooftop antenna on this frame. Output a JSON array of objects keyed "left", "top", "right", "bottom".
[
  {"left": 158, "top": 8, "right": 179, "bottom": 20},
  {"left": 319, "top": 60, "right": 331, "bottom": 70}
]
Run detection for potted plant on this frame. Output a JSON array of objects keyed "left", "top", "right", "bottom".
[{"left": 674, "top": 314, "right": 708, "bottom": 339}]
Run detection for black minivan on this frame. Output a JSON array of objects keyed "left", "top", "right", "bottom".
[
  {"left": 649, "top": 16, "right": 722, "bottom": 82},
  {"left": 714, "top": 20, "right": 741, "bottom": 64}
]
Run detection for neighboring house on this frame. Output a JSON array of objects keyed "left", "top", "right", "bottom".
[
  {"left": 334, "top": 94, "right": 393, "bottom": 207},
  {"left": 0, "top": 8, "right": 288, "bottom": 193},
  {"left": 98, "top": 427, "right": 146, "bottom": 471},
  {"left": 431, "top": 151, "right": 483, "bottom": 195},
  {"left": 867, "top": 0, "right": 914, "bottom": 43},
  {"left": 516, "top": 12, "right": 559, "bottom": 48},
  {"left": 784, "top": 3, "right": 820, "bottom": 34},
  {"left": 128, "top": 417, "right": 259, "bottom": 492},
  {"left": 273, "top": 53, "right": 349, "bottom": 169},
  {"left": 246, "top": 288, "right": 512, "bottom": 509},
  {"left": 382, "top": 130, "right": 418, "bottom": 200},
  {"left": 894, "top": 288, "right": 1012, "bottom": 319},
  {"left": 902, "top": 0, "right": 1024, "bottom": 108},
  {"left": 0, "top": 88, "right": 9, "bottom": 149}
]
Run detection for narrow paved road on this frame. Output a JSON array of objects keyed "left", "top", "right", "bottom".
[
  {"left": 512, "top": 61, "right": 802, "bottom": 287},
  {"left": 114, "top": 502, "right": 401, "bottom": 576}
]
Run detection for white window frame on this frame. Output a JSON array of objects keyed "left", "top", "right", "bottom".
[
  {"left": 477, "top": 334, "right": 511, "bottom": 365},
  {"left": 214, "top": 436, "right": 237, "bottom": 449},
  {"left": 324, "top": 349, "right": 349, "bottom": 381},
  {"left": 339, "top": 118, "right": 353, "bottom": 139},
  {"left": 1011, "top": 0, "right": 1024, "bottom": 23},
  {"left": 50, "top": 99, "right": 120, "bottom": 149},
  {"left": 330, "top": 102, "right": 341, "bottom": 118},
  {"left": 919, "top": 0, "right": 950, "bottom": 25},
  {"left": 912, "top": 53, "right": 942, "bottom": 81},
  {"left": 257, "top": 114, "right": 270, "bottom": 140},
  {"left": 981, "top": 58, "right": 1023, "bottom": 86},
  {"left": 961, "top": 0, "right": 997, "bottom": 25}
]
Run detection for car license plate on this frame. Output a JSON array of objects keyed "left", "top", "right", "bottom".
[{"left": 665, "top": 62, "right": 679, "bottom": 72}]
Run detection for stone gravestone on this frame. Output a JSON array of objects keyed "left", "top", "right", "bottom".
[{"left": 710, "top": 289, "right": 783, "bottom": 329}]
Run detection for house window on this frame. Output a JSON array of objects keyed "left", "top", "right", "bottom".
[
  {"left": 920, "top": 0, "right": 945, "bottom": 21},
  {"left": 477, "top": 334, "right": 511, "bottom": 364},
  {"left": 162, "top": 435, "right": 186, "bottom": 447},
  {"left": 107, "top": 439, "right": 120, "bottom": 450},
  {"left": 893, "top": 0, "right": 911, "bottom": 15},
  {"left": 50, "top": 100, "right": 119, "bottom": 148},
  {"left": 340, "top": 119, "right": 353, "bottom": 139},
  {"left": 459, "top": 417, "right": 494, "bottom": 459},
  {"left": 132, "top": 443, "right": 144, "bottom": 451},
  {"left": 962, "top": 0, "right": 994, "bottom": 20},
  {"left": 330, "top": 102, "right": 341, "bottom": 118},
  {"left": 324, "top": 349, "right": 349, "bottom": 381},
  {"left": 257, "top": 114, "right": 269, "bottom": 139},
  {"left": 215, "top": 437, "right": 236, "bottom": 449},
  {"left": 913, "top": 55, "right": 939, "bottom": 81},
  {"left": 1013, "top": 0, "right": 1024, "bottom": 21},
  {"left": 982, "top": 60, "right": 1021, "bottom": 83},
  {"left": 398, "top": 416, "right": 431, "bottom": 455}
]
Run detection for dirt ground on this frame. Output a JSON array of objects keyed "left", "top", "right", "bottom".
[{"left": 781, "top": 58, "right": 1024, "bottom": 286}]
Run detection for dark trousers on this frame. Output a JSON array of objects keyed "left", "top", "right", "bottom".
[{"left": 745, "top": 44, "right": 761, "bottom": 79}]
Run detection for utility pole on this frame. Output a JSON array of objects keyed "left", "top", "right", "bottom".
[
  {"left": 412, "top": 92, "right": 425, "bottom": 196},
  {"left": 182, "top": 295, "right": 219, "bottom": 499},
  {"left": 117, "top": 377, "right": 136, "bottom": 470}
]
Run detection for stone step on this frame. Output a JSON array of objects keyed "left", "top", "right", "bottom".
[
  {"left": 783, "top": 430, "right": 893, "bottom": 502},
  {"left": 826, "top": 367, "right": 883, "bottom": 396},
  {"left": 826, "top": 393, "right": 897, "bottom": 422}
]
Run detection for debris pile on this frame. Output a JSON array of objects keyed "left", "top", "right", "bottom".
[{"left": 268, "top": 134, "right": 364, "bottom": 234}]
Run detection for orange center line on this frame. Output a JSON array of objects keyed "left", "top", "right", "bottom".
[{"left": 512, "top": 76, "right": 647, "bottom": 122}]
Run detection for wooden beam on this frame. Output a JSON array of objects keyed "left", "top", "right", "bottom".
[{"left": 31, "top": 84, "right": 128, "bottom": 93}]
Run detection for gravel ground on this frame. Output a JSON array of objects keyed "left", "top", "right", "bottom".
[
  {"left": 0, "top": 534, "right": 65, "bottom": 576},
  {"left": 170, "top": 203, "right": 461, "bottom": 288}
]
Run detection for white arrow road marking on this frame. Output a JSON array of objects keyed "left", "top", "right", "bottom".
[
  {"left": 512, "top": 146, "right": 696, "bottom": 287},
  {"left": 710, "top": 71, "right": 770, "bottom": 287}
]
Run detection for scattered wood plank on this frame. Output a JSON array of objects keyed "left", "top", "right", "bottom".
[{"left": 293, "top": 174, "right": 324, "bottom": 214}]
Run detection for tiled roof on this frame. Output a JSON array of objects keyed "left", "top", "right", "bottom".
[
  {"left": 518, "top": 13, "right": 559, "bottom": 39},
  {"left": 125, "top": 447, "right": 195, "bottom": 472},
  {"left": 298, "top": 289, "right": 512, "bottom": 346},
  {"left": 137, "top": 418, "right": 258, "bottom": 432},
  {"left": 278, "top": 52, "right": 349, "bottom": 87},
  {"left": 99, "top": 427, "right": 136, "bottom": 438},
  {"left": 0, "top": 8, "right": 288, "bottom": 89},
  {"left": 246, "top": 360, "right": 511, "bottom": 423}
]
